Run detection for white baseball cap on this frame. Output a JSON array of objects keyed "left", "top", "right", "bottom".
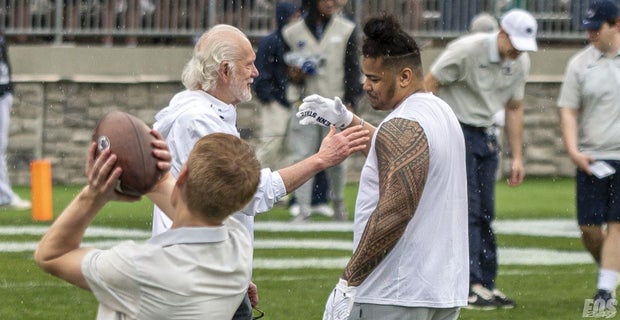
[{"left": 500, "top": 9, "right": 538, "bottom": 52}]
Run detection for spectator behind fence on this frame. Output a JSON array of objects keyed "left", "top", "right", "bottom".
[{"left": 440, "top": 0, "right": 481, "bottom": 31}]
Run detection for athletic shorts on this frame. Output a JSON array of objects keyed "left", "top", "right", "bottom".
[
  {"left": 348, "top": 303, "right": 460, "bottom": 320},
  {"left": 576, "top": 160, "right": 620, "bottom": 225}
]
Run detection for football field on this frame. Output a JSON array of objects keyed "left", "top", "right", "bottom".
[{"left": 0, "top": 178, "right": 606, "bottom": 319}]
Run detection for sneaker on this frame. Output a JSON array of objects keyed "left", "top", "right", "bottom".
[
  {"left": 289, "top": 204, "right": 300, "bottom": 217},
  {"left": 290, "top": 205, "right": 311, "bottom": 223},
  {"left": 493, "top": 289, "right": 516, "bottom": 309},
  {"left": 311, "top": 204, "right": 334, "bottom": 217},
  {"left": 592, "top": 290, "right": 617, "bottom": 318},
  {"left": 465, "top": 286, "right": 498, "bottom": 310},
  {"left": 1, "top": 197, "right": 31, "bottom": 210},
  {"left": 290, "top": 213, "right": 310, "bottom": 224},
  {"left": 594, "top": 289, "right": 614, "bottom": 301}
]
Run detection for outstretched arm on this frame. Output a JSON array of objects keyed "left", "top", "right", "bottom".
[
  {"left": 278, "top": 125, "right": 369, "bottom": 193},
  {"left": 343, "top": 118, "right": 429, "bottom": 286},
  {"left": 34, "top": 144, "right": 139, "bottom": 290}
]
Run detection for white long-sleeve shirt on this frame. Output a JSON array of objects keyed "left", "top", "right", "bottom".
[{"left": 152, "top": 90, "right": 287, "bottom": 239}]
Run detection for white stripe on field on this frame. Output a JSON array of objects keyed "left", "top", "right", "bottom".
[
  {"left": 0, "top": 219, "right": 590, "bottom": 266},
  {"left": 253, "top": 257, "right": 350, "bottom": 269},
  {"left": 0, "top": 219, "right": 580, "bottom": 238},
  {"left": 254, "top": 219, "right": 582, "bottom": 238},
  {"left": 499, "top": 248, "right": 592, "bottom": 265},
  {"left": 493, "top": 219, "right": 580, "bottom": 238},
  {"left": 254, "top": 222, "right": 353, "bottom": 232},
  {"left": 0, "top": 226, "right": 150, "bottom": 238},
  {"left": 2, "top": 240, "right": 140, "bottom": 252},
  {"left": 254, "top": 239, "right": 352, "bottom": 250},
  {"left": 0, "top": 267, "right": 588, "bottom": 289},
  {"left": 0, "top": 239, "right": 591, "bottom": 265}
]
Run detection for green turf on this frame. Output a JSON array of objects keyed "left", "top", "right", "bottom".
[
  {"left": 0, "top": 177, "right": 604, "bottom": 319},
  {"left": 495, "top": 176, "right": 576, "bottom": 219}
]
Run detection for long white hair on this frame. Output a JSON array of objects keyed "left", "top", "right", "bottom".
[{"left": 181, "top": 25, "right": 248, "bottom": 91}]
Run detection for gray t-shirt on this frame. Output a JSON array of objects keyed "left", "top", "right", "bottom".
[
  {"left": 430, "top": 32, "right": 530, "bottom": 127},
  {"left": 557, "top": 45, "right": 620, "bottom": 160}
]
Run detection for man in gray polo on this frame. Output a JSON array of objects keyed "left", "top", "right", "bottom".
[
  {"left": 558, "top": 0, "right": 620, "bottom": 311},
  {"left": 424, "top": 8, "right": 538, "bottom": 310}
]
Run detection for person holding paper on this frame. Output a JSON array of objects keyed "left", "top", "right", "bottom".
[{"left": 557, "top": 0, "right": 620, "bottom": 310}]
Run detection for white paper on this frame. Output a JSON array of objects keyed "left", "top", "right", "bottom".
[{"left": 590, "top": 161, "right": 616, "bottom": 179}]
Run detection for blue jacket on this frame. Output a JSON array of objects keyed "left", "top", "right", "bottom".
[{"left": 253, "top": 2, "right": 299, "bottom": 108}]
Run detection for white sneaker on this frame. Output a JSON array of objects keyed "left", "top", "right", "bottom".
[
  {"left": 289, "top": 204, "right": 300, "bottom": 217},
  {"left": 311, "top": 204, "right": 334, "bottom": 217},
  {"left": 7, "top": 197, "right": 31, "bottom": 210}
]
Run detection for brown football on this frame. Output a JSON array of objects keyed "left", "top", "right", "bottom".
[{"left": 92, "top": 111, "right": 160, "bottom": 196}]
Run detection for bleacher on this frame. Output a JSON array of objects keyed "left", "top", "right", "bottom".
[{"left": 0, "top": 0, "right": 590, "bottom": 46}]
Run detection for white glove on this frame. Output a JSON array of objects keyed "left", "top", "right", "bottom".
[
  {"left": 296, "top": 95, "right": 354, "bottom": 129},
  {"left": 322, "top": 279, "right": 357, "bottom": 320}
]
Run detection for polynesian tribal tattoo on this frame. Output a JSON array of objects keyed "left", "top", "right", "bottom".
[{"left": 344, "top": 118, "right": 429, "bottom": 286}]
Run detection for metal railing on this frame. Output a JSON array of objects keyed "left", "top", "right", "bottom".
[{"left": 0, "top": 0, "right": 589, "bottom": 45}]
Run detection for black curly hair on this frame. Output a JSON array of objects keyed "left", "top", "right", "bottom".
[{"left": 362, "top": 14, "right": 422, "bottom": 76}]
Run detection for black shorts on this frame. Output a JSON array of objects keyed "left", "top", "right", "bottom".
[{"left": 577, "top": 160, "right": 620, "bottom": 225}]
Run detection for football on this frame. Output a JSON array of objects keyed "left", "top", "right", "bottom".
[{"left": 92, "top": 111, "right": 161, "bottom": 196}]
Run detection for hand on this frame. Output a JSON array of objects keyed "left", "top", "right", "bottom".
[
  {"left": 569, "top": 151, "right": 594, "bottom": 175},
  {"left": 322, "top": 279, "right": 356, "bottom": 320},
  {"left": 507, "top": 158, "right": 525, "bottom": 187},
  {"left": 149, "top": 129, "right": 171, "bottom": 176},
  {"left": 316, "top": 126, "right": 369, "bottom": 168},
  {"left": 85, "top": 143, "right": 139, "bottom": 203},
  {"left": 297, "top": 95, "right": 354, "bottom": 129},
  {"left": 248, "top": 282, "right": 259, "bottom": 307}
]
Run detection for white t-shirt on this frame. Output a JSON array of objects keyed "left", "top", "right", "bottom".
[
  {"left": 82, "top": 218, "right": 252, "bottom": 320},
  {"left": 354, "top": 92, "right": 469, "bottom": 308}
]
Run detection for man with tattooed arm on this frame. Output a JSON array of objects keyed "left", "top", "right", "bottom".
[{"left": 296, "top": 14, "right": 468, "bottom": 320}]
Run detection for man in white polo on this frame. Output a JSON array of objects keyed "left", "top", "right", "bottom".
[{"left": 424, "top": 8, "right": 538, "bottom": 310}]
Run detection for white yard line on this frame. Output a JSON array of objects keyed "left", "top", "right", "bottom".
[
  {"left": 0, "top": 226, "right": 151, "bottom": 238},
  {"left": 253, "top": 219, "right": 582, "bottom": 238},
  {"left": 0, "top": 219, "right": 580, "bottom": 237},
  {"left": 493, "top": 219, "right": 580, "bottom": 238},
  {"left": 0, "top": 219, "right": 590, "bottom": 266}
]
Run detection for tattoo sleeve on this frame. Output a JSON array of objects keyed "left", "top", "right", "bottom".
[{"left": 343, "top": 118, "right": 429, "bottom": 286}]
